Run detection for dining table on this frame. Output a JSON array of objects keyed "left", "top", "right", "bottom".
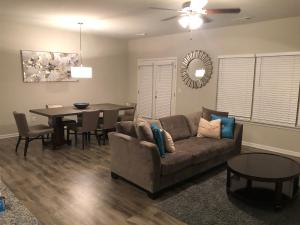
[{"left": 30, "top": 103, "right": 134, "bottom": 147}]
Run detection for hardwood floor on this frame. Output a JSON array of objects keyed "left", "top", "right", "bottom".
[
  {"left": 0, "top": 137, "right": 298, "bottom": 225},
  {"left": 0, "top": 137, "right": 185, "bottom": 225}
]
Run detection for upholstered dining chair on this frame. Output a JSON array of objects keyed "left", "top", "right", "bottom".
[
  {"left": 118, "top": 103, "right": 137, "bottom": 122},
  {"left": 67, "top": 110, "right": 100, "bottom": 150},
  {"left": 13, "top": 111, "right": 53, "bottom": 157},
  {"left": 98, "top": 109, "right": 119, "bottom": 145}
]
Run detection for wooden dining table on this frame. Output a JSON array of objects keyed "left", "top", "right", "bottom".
[{"left": 30, "top": 103, "right": 134, "bottom": 147}]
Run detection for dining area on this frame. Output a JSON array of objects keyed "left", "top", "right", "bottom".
[{"left": 13, "top": 103, "right": 136, "bottom": 157}]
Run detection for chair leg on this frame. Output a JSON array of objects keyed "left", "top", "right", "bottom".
[
  {"left": 75, "top": 131, "right": 78, "bottom": 145},
  {"left": 15, "top": 136, "right": 21, "bottom": 153},
  {"left": 103, "top": 131, "right": 107, "bottom": 145},
  {"left": 82, "top": 133, "right": 85, "bottom": 150},
  {"left": 24, "top": 137, "right": 29, "bottom": 157},
  {"left": 95, "top": 130, "right": 101, "bottom": 146},
  {"left": 88, "top": 132, "right": 91, "bottom": 143},
  {"left": 42, "top": 135, "right": 45, "bottom": 146},
  {"left": 67, "top": 128, "right": 70, "bottom": 143}
]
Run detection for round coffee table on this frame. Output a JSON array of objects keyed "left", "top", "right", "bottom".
[{"left": 227, "top": 153, "right": 300, "bottom": 209}]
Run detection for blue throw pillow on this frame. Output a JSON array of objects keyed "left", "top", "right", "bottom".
[
  {"left": 150, "top": 124, "right": 166, "bottom": 157},
  {"left": 211, "top": 114, "right": 235, "bottom": 139}
]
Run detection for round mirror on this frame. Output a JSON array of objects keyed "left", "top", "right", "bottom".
[{"left": 181, "top": 50, "right": 213, "bottom": 89}]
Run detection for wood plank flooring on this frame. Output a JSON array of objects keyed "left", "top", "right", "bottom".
[
  {"left": 0, "top": 137, "right": 298, "bottom": 225},
  {"left": 0, "top": 137, "right": 185, "bottom": 225}
]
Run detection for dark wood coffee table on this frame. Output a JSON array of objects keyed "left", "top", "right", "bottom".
[{"left": 227, "top": 153, "right": 300, "bottom": 209}]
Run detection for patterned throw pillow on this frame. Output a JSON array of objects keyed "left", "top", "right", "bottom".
[
  {"left": 135, "top": 118, "right": 154, "bottom": 143},
  {"left": 163, "top": 130, "right": 175, "bottom": 153},
  {"left": 197, "top": 118, "right": 221, "bottom": 139}
]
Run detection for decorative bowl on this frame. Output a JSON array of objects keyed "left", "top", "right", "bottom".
[{"left": 73, "top": 103, "right": 89, "bottom": 109}]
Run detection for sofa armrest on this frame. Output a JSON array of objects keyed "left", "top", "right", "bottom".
[
  {"left": 233, "top": 123, "right": 243, "bottom": 151},
  {"left": 108, "top": 132, "right": 161, "bottom": 193}
]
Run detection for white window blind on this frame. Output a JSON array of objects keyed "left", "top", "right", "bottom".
[
  {"left": 217, "top": 56, "right": 255, "bottom": 119},
  {"left": 252, "top": 54, "right": 300, "bottom": 127},
  {"left": 137, "top": 64, "right": 154, "bottom": 118},
  {"left": 155, "top": 63, "right": 174, "bottom": 118}
]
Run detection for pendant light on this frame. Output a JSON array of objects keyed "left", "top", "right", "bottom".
[{"left": 71, "top": 22, "right": 93, "bottom": 78}]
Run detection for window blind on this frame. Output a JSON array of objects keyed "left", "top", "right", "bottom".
[
  {"left": 217, "top": 56, "right": 255, "bottom": 119},
  {"left": 252, "top": 54, "right": 300, "bottom": 127}
]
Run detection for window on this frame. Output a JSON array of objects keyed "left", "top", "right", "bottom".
[
  {"left": 217, "top": 52, "right": 300, "bottom": 128},
  {"left": 252, "top": 53, "right": 300, "bottom": 127},
  {"left": 217, "top": 55, "right": 255, "bottom": 119}
]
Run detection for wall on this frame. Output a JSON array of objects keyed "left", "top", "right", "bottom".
[
  {"left": 128, "top": 16, "right": 300, "bottom": 153},
  {"left": 0, "top": 20, "right": 128, "bottom": 135}
]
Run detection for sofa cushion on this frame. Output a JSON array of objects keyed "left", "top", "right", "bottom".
[
  {"left": 159, "top": 115, "right": 191, "bottom": 141},
  {"left": 174, "top": 137, "right": 235, "bottom": 165},
  {"left": 202, "top": 107, "right": 228, "bottom": 121},
  {"left": 161, "top": 151, "right": 193, "bottom": 176},
  {"left": 184, "top": 111, "right": 202, "bottom": 136},
  {"left": 115, "top": 121, "right": 137, "bottom": 138}
]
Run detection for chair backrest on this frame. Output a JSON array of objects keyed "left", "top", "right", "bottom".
[
  {"left": 13, "top": 111, "right": 29, "bottom": 136},
  {"left": 102, "top": 109, "right": 119, "bottom": 130},
  {"left": 81, "top": 110, "right": 100, "bottom": 132},
  {"left": 124, "top": 102, "right": 137, "bottom": 117},
  {"left": 46, "top": 104, "right": 63, "bottom": 109}
]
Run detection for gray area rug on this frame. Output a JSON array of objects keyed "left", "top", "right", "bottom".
[
  {"left": 0, "top": 181, "right": 40, "bottom": 225},
  {"left": 156, "top": 168, "right": 300, "bottom": 225}
]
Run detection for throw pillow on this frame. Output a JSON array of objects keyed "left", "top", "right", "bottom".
[
  {"left": 150, "top": 124, "right": 166, "bottom": 157},
  {"left": 163, "top": 130, "right": 175, "bottom": 153},
  {"left": 202, "top": 107, "right": 229, "bottom": 121},
  {"left": 211, "top": 114, "right": 235, "bottom": 139},
  {"left": 197, "top": 118, "right": 221, "bottom": 139},
  {"left": 135, "top": 118, "right": 154, "bottom": 143}
]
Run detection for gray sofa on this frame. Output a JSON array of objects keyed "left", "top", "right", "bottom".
[{"left": 108, "top": 112, "right": 243, "bottom": 198}]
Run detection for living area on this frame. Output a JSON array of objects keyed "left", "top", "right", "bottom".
[{"left": 0, "top": 0, "right": 300, "bottom": 225}]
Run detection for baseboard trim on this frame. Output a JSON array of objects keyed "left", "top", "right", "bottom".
[
  {"left": 0, "top": 133, "right": 18, "bottom": 139},
  {"left": 243, "top": 141, "right": 300, "bottom": 158}
]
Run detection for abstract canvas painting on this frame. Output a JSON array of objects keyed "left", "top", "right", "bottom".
[{"left": 21, "top": 50, "right": 79, "bottom": 82}]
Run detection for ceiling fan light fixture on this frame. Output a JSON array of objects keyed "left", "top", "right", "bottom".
[
  {"left": 189, "top": 15, "right": 203, "bottom": 30},
  {"left": 178, "top": 16, "right": 190, "bottom": 28}
]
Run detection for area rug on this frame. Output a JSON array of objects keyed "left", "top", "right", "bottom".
[
  {"left": 0, "top": 181, "right": 41, "bottom": 225},
  {"left": 156, "top": 168, "right": 300, "bottom": 225}
]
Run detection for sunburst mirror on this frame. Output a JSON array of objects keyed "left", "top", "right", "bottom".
[{"left": 181, "top": 50, "right": 213, "bottom": 89}]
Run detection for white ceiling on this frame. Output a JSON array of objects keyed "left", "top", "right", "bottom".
[{"left": 0, "top": 0, "right": 299, "bottom": 39}]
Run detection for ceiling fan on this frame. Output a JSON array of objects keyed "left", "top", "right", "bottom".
[{"left": 149, "top": 0, "right": 241, "bottom": 30}]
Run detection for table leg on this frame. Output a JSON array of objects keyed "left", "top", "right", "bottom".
[
  {"left": 226, "top": 169, "right": 231, "bottom": 193},
  {"left": 52, "top": 117, "right": 66, "bottom": 147},
  {"left": 275, "top": 181, "right": 283, "bottom": 210},
  {"left": 293, "top": 176, "right": 299, "bottom": 198}
]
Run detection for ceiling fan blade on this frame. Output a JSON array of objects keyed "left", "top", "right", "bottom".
[
  {"left": 148, "top": 6, "right": 178, "bottom": 11},
  {"left": 201, "top": 15, "right": 213, "bottom": 23},
  {"left": 205, "top": 8, "right": 241, "bottom": 14},
  {"left": 161, "top": 15, "right": 179, "bottom": 21}
]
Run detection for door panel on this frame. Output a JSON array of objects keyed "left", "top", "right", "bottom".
[{"left": 137, "top": 65, "right": 154, "bottom": 118}]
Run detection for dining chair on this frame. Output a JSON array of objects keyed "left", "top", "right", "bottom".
[
  {"left": 67, "top": 110, "right": 100, "bottom": 150},
  {"left": 98, "top": 109, "right": 119, "bottom": 145},
  {"left": 118, "top": 103, "right": 137, "bottom": 121},
  {"left": 13, "top": 111, "right": 53, "bottom": 157}
]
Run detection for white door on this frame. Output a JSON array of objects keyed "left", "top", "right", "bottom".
[
  {"left": 154, "top": 61, "right": 175, "bottom": 118},
  {"left": 137, "top": 58, "right": 177, "bottom": 119},
  {"left": 137, "top": 63, "right": 154, "bottom": 118}
]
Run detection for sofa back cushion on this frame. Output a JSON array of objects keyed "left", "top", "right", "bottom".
[
  {"left": 202, "top": 107, "right": 228, "bottom": 121},
  {"left": 115, "top": 121, "right": 137, "bottom": 138},
  {"left": 184, "top": 111, "right": 202, "bottom": 136},
  {"left": 159, "top": 115, "right": 191, "bottom": 141}
]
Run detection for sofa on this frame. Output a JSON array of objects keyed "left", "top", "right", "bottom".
[{"left": 108, "top": 111, "right": 243, "bottom": 198}]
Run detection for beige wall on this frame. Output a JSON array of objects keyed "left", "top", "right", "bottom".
[
  {"left": 128, "top": 17, "right": 300, "bottom": 153},
  {"left": 0, "top": 20, "right": 128, "bottom": 135}
]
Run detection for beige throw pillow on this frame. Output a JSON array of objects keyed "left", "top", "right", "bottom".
[
  {"left": 197, "top": 118, "right": 221, "bottom": 139},
  {"left": 163, "top": 130, "right": 175, "bottom": 153}
]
